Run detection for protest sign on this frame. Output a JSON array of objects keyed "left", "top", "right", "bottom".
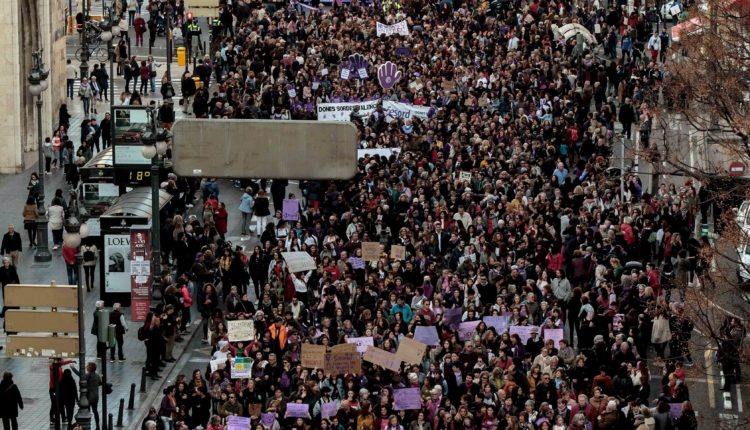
[
  {"left": 376, "top": 20, "right": 410, "bottom": 37},
  {"left": 382, "top": 100, "right": 434, "bottom": 123},
  {"left": 282, "top": 199, "right": 299, "bottom": 221},
  {"left": 543, "top": 328, "right": 564, "bottom": 348},
  {"left": 395, "top": 46, "right": 412, "bottom": 57},
  {"left": 227, "top": 320, "right": 255, "bottom": 342},
  {"left": 458, "top": 320, "right": 481, "bottom": 341},
  {"left": 362, "top": 242, "right": 381, "bottom": 261},
  {"left": 669, "top": 403, "right": 683, "bottom": 418},
  {"left": 393, "top": 387, "right": 421, "bottom": 410},
  {"left": 210, "top": 358, "right": 225, "bottom": 373},
  {"left": 316, "top": 100, "right": 379, "bottom": 121},
  {"left": 459, "top": 171, "right": 472, "bottom": 182},
  {"left": 231, "top": 357, "right": 253, "bottom": 379},
  {"left": 442, "top": 307, "right": 463, "bottom": 328},
  {"left": 286, "top": 403, "right": 310, "bottom": 418},
  {"left": 396, "top": 337, "right": 427, "bottom": 364},
  {"left": 363, "top": 346, "right": 401, "bottom": 372},
  {"left": 227, "top": 416, "right": 251, "bottom": 430},
  {"left": 321, "top": 402, "right": 338, "bottom": 419},
  {"left": 325, "top": 343, "right": 361, "bottom": 375},
  {"left": 261, "top": 413, "right": 276, "bottom": 428},
  {"left": 345, "top": 336, "right": 374, "bottom": 354},
  {"left": 340, "top": 67, "right": 350, "bottom": 80},
  {"left": 349, "top": 256, "right": 365, "bottom": 270},
  {"left": 414, "top": 326, "right": 440, "bottom": 346},
  {"left": 390, "top": 245, "right": 406, "bottom": 260},
  {"left": 357, "top": 148, "right": 401, "bottom": 159},
  {"left": 282, "top": 251, "right": 317, "bottom": 273},
  {"left": 483, "top": 315, "right": 509, "bottom": 333},
  {"left": 301, "top": 344, "right": 327, "bottom": 369},
  {"left": 509, "top": 325, "right": 539, "bottom": 344}
]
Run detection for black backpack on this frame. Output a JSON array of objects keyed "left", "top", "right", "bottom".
[
  {"left": 83, "top": 248, "right": 95, "bottom": 262},
  {"left": 137, "top": 326, "right": 147, "bottom": 341}
]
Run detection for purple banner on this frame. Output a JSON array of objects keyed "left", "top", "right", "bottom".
[
  {"left": 458, "top": 320, "right": 481, "bottom": 341},
  {"left": 321, "top": 401, "right": 338, "bottom": 419},
  {"left": 414, "top": 326, "right": 440, "bottom": 346},
  {"left": 286, "top": 402, "right": 310, "bottom": 418},
  {"left": 483, "top": 315, "right": 509, "bottom": 333},
  {"left": 227, "top": 416, "right": 251, "bottom": 430},
  {"left": 393, "top": 387, "right": 421, "bottom": 410}
]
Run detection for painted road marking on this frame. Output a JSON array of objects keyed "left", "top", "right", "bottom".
[
  {"left": 737, "top": 385, "right": 744, "bottom": 413},
  {"left": 706, "top": 350, "right": 716, "bottom": 408}
]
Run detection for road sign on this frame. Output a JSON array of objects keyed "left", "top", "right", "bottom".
[
  {"left": 729, "top": 161, "right": 746, "bottom": 177},
  {"left": 172, "top": 119, "right": 358, "bottom": 180},
  {"left": 4, "top": 282, "right": 80, "bottom": 358}
]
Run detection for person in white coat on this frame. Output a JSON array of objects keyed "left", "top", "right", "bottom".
[
  {"left": 647, "top": 32, "right": 661, "bottom": 63},
  {"left": 47, "top": 197, "right": 65, "bottom": 250}
]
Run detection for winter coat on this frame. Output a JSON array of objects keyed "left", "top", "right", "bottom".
[{"left": 0, "top": 379, "right": 23, "bottom": 418}]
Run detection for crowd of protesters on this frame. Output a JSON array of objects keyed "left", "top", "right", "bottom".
[{"left": 120, "top": 0, "right": 724, "bottom": 429}]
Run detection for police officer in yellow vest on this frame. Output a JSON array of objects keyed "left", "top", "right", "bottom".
[{"left": 186, "top": 19, "right": 204, "bottom": 55}]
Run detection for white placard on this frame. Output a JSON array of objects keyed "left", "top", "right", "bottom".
[
  {"left": 376, "top": 21, "right": 410, "bottom": 37},
  {"left": 282, "top": 251, "right": 318, "bottom": 273},
  {"left": 227, "top": 320, "right": 256, "bottom": 342},
  {"left": 316, "top": 100, "right": 380, "bottom": 121}
]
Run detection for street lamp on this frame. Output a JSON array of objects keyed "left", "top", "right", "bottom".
[
  {"left": 28, "top": 50, "right": 52, "bottom": 263},
  {"left": 103, "top": 2, "right": 121, "bottom": 106},
  {"left": 65, "top": 215, "right": 92, "bottom": 429},
  {"left": 79, "top": 0, "right": 90, "bottom": 79},
  {"left": 141, "top": 134, "right": 167, "bottom": 301}
]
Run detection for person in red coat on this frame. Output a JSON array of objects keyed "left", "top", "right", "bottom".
[
  {"left": 62, "top": 243, "right": 78, "bottom": 285},
  {"left": 214, "top": 202, "right": 228, "bottom": 240},
  {"left": 134, "top": 14, "right": 147, "bottom": 46}
]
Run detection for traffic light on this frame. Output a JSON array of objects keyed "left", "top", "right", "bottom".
[{"left": 186, "top": 11, "right": 193, "bottom": 22}]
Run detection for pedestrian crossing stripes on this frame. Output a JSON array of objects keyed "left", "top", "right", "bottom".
[{"left": 70, "top": 76, "right": 184, "bottom": 102}]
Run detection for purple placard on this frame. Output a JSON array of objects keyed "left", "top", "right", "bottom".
[
  {"left": 509, "top": 325, "right": 539, "bottom": 344},
  {"left": 458, "top": 320, "right": 481, "bottom": 341},
  {"left": 543, "top": 328, "right": 564, "bottom": 347},
  {"left": 393, "top": 387, "right": 421, "bottom": 410},
  {"left": 669, "top": 403, "right": 683, "bottom": 418},
  {"left": 227, "top": 416, "right": 251, "bottom": 430},
  {"left": 261, "top": 413, "right": 276, "bottom": 428},
  {"left": 483, "top": 315, "right": 509, "bottom": 333},
  {"left": 442, "top": 307, "right": 462, "bottom": 329},
  {"left": 414, "top": 326, "right": 440, "bottom": 346},
  {"left": 286, "top": 402, "right": 310, "bottom": 418},
  {"left": 395, "top": 46, "right": 412, "bottom": 57},
  {"left": 282, "top": 199, "right": 300, "bottom": 221},
  {"left": 321, "top": 401, "right": 338, "bottom": 419},
  {"left": 349, "top": 256, "right": 365, "bottom": 270}
]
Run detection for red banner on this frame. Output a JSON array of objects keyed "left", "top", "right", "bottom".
[{"left": 130, "top": 228, "right": 152, "bottom": 321}]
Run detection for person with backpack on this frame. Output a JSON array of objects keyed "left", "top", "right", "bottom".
[{"left": 81, "top": 243, "right": 98, "bottom": 292}]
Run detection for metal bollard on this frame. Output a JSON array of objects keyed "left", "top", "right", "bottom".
[
  {"left": 116, "top": 398, "right": 124, "bottom": 427},
  {"left": 128, "top": 383, "right": 135, "bottom": 409},
  {"left": 108, "top": 413, "right": 113, "bottom": 430},
  {"left": 140, "top": 367, "right": 147, "bottom": 393}
]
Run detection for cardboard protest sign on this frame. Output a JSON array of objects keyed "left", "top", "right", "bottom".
[
  {"left": 361, "top": 242, "right": 381, "bottom": 261},
  {"left": 396, "top": 337, "right": 427, "bottom": 364},
  {"left": 345, "top": 336, "right": 374, "bottom": 354},
  {"left": 414, "top": 326, "right": 440, "bottom": 346},
  {"left": 363, "top": 346, "right": 401, "bottom": 372},
  {"left": 390, "top": 245, "right": 406, "bottom": 260},
  {"left": 282, "top": 199, "right": 300, "bottom": 221},
  {"left": 325, "top": 343, "right": 361, "bottom": 375},
  {"left": 483, "top": 315, "right": 509, "bottom": 333},
  {"left": 230, "top": 357, "right": 253, "bottom": 379},
  {"left": 509, "top": 325, "right": 539, "bottom": 344},
  {"left": 227, "top": 416, "right": 251, "bottom": 430},
  {"left": 286, "top": 403, "right": 310, "bottom": 418},
  {"left": 321, "top": 402, "right": 338, "bottom": 419},
  {"left": 543, "top": 328, "right": 564, "bottom": 348},
  {"left": 210, "top": 358, "right": 226, "bottom": 373},
  {"left": 442, "top": 307, "right": 463, "bottom": 328},
  {"left": 393, "top": 387, "right": 421, "bottom": 410},
  {"left": 282, "top": 251, "right": 317, "bottom": 272},
  {"left": 458, "top": 320, "right": 481, "bottom": 341},
  {"left": 459, "top": 171, "right": 472, "bottom": 182},
  {"left": 301, "top": 344, "right": 327, "bottom": 369},
  {"left": 227, "top": 320, "right": 256, "bottom": 342}
]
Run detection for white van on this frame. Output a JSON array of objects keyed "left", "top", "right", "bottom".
[{"left": 737, "top": 225, "right": 750, "bottom": 284}]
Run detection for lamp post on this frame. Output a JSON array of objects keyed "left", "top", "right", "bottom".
[
  {"left": 28, "top": 50, "right": 52, "bottom": 263},
  {"left": 142, "top": 137, "right": 167, "bottom": 301},
  {"left": 99, "top": 4, "right": 121, "bottom": 107},
  {"left": 165, "top": 3, "right": 174, "bottom": 80},
  {"left": 80, "top": 0, "right": 90, "bottom": 79},
  {"left": 64, "top": 214, "right": 92, "bottom": 429}
]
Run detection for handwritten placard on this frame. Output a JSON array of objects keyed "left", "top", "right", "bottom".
[
  {"left": 345, "top": 336, "right": 374, "bottom": 354},
  {"left": 442, "top": 307, "right": 463, "bottom": 329},
  {"left": 321, "top": 401, "right": 338, "bottom": 419},
  {"left": 363, "top": 346, "right": 401, "bottom": 372},
  {"left": 230, "top": 357, "right": 252, "bottom": 379},
  {"left": 396, "top": 337, "right": 427, "bottom": 364},
  {"left": 227, "top": 320, "right": 256, "bottom": 342},
  {"left": 325, "top": 343, "right": 361, "bottom": 375},
  {"left": 483, "top": 315, "right": 509, "bottom": 333},
  {"left": 509, "top": 325, "right": 540, "bottom": 344},
  {"left": 459, "top": 171, "right": 472, "bottom": 182},
  {"left": 282, "top": 251, "right": 317, "bottom": 273},
  {"left": 286, "top": 402, "right": 310, "bottom": 418},
  {"left": 543, "top": 328, "right": 564, "bottom": 348},
  {"left": 393, "top": 387, "right": 421, "bottom": 410},
  {"left": 414, "top": 326, "right": 440, "bottom": 346},
  {"left": 301, "top": 344, "right": 327, "bottom": 369},
  {"left": 282, "top": 199, "right": 299, "bottom": 221},
  {"left": 227, "top": 416, "right": 252, "bottom": 430},
  {"left": 458, "top": 320, "right": 481, "bottom": 341},
  {"left": 210, "top": 358, "right": 225, "bottom": 373},
  {"left": 390, "top": 245, "right": 406, "bottom": 260},
  {"left": 376, "top": 20, "right": 410, "bottom": 37},
  {"left": 361, "top": 242, "right": 381, "bottom": 261}
]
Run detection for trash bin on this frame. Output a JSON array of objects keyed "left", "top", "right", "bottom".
[{"left": 177, "top": 47, "right": 186, "bottom": 66}]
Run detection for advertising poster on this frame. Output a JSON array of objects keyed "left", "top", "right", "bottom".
[
  {"left": 130, "top": 228, "right": 151, "bottom": 321},
  {"left": 105, "top": 234, "right": 131, "bottom": 293}
]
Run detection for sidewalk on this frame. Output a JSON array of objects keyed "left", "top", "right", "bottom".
[{"left": 0, "top": 75, "right": 196, "bottom": 429}]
